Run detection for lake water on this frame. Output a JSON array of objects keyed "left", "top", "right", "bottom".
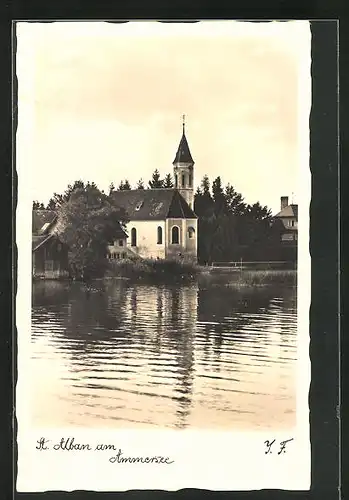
[{"left": 30, "top": 276, "right": 297, "bottom": 430}]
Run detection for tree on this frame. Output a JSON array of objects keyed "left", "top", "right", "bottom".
[
  {"left": 212, "top": 176, "right": 227, "bottom": 216},
  {"left": 46, "top": 199, "right": 57, "bottom": 210},
  {"left": 148, "top": 169, "right": 164, "bottom": 188},
  {"left": 118, "top": 179, "right": 131, "bottom": 190},
  {"left": 46, "top": 180, "right": 85, "bottom": 210},
  {"left": 108, "top": 182, "right": 115, "bottom": 196},
  {"left": 136, "top": 178, "right": 145, "bottom": 189},
  {"left": 245, "top": 202, "right": 271, "bottom": 221},
  {"left": 163, "top": 173, "right": 174, "bottom": 188},
  {"left": 224, "top": 184, "right": 246, "bottom": 216},
  {"left": 201, "top": 175, "right": 211, "bottom": 195},
  {"left": 33, "top": 201, "right": 45, "bottom": 210},
  {"left": 194, "top": 175, "right": 274, "bottom": 264},
  {"left": 194, "top": 175, "right": 214, "bottom": 217},
  {"left": 55, "top": 182, "right": 128, "bottom": 281}
]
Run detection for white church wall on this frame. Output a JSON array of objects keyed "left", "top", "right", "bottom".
[
  {"left": 165, "top": 218, "right": 197, "bottom": 262},
  {"left": 184, "top": 218, "right": 198, "bottom": 257},
  {"left": 125, "top": 220, "right": 166, "bottom": 260}
]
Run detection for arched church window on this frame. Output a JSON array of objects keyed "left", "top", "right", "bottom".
[
  {"left": 188, "top": 173, "right": 192, "bottom": 187},
  {"left": 171, "top": 226, "right": 180, "bottom": 244},
  {"left": 188, "top": 227, "right": 195, "bottom": 239},
  {"left": 157, "top": 226, "right": 163, "bottom": 245},
  {"left": 131, "top": 228, "right": 137, "bottom": 247},
  {"left": 175, "top": 175, "right": 178, "bottom": 188},
  {"left": 182, "top": 174, "right": 185, "bottom": 187}
]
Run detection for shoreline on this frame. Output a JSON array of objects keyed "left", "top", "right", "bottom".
[{"left": 33, "top": 267, "right": 297, "bottom": 287}]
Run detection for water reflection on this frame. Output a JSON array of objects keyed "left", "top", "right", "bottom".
[{"left": 31, "top": 277, "right": 297, "bottom": 429}]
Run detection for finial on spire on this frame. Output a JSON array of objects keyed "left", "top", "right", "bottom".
[{"left": 182, "top": 114, "right": 186, "bottom": 134}]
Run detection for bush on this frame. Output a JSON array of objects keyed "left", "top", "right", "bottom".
[{"left": 107, "top": 258, "right": 198, "bottom": 282}]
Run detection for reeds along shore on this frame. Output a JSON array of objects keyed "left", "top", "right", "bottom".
[{"left": 224, "top": 269, "right": 297, "bottom": 287}]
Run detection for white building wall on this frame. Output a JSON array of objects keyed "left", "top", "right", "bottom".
[
  {"left": 184, "top": 218, "right": 198, "bottom": 255},
  {"left": 125, "top": 220, "right": 166, "bottom": 259}
]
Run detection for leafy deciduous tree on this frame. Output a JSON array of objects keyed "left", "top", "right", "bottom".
[{"left": 55, "top": 182, "right": 128, "bottom": 281}]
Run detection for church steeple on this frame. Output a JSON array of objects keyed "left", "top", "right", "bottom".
[
  {"left": 173, "top": 115, "right": 195, "bottom": 209},
  {"left": 173, "top": 115, "right": 194, "bottom": 166}
]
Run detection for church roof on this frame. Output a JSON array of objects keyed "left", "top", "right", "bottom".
[
  {"left": 275, "top": 204, "right": 298, "bottom": 219},
  {"left": 111, "top": 189, "right": 197, "bottom": 220},
  {"left": 173, "top": 131, "right": 194, "bottom": 165}
]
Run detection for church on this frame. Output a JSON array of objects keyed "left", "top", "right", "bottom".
[{"left": 107, "top": 120, "right": 198, "bottom": 263}]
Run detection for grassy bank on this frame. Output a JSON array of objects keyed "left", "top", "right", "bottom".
[
  {"left": 223, "top": 269, "right": 297, "bottom": 287},
  {"left": 107, "top": 258, "right": 199, "bottom": 282}
]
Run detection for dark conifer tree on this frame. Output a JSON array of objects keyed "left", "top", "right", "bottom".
[
  {"left": 148, "top": 169, "right": 164, "bottom": 188},
  {"left": 212, "top": 176, "right": 227, "bottom": 215},
  {"left": 118, "top": 180, "right": 131, "bottom": 190},
  {"left": 163, "top": 173, "right": 174, "bottom": 188},
  {"left": 136, "top": 178, "right": 145, "bottom": 189},
  {"left": 33, "top": 201, "right": 45, "bottom": 210},
  {"left": 195, "top": 175, "right": 214, "bottom": 216},
  {"left": 46, "top": 199, "right": 57, "bottom": 210},
  {"left": 108, "top": 182, "right": 115, "bottom": 196},
  {"left": 224, "top": 184, "right": 246, "bottom": 216}
]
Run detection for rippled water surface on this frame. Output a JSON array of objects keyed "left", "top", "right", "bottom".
[{"left": 31, "top": 277, "right": 297, "bottom": 429}]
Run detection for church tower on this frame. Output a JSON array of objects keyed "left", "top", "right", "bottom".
[{"left": 173, "top": 115, "right": 195, "bottom": 209}]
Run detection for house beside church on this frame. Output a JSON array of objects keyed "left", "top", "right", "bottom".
[
  {"left": 109, "top": 121, "right": 198, "bottom": 262},
  {"left": 274, "top": 196, "right": 298, "bottom": 243},
  {"left": 272, "top": 196, "right": 298, "bottom": 263},
  {"left": 32, "top": 210, "right": 70, "bottom": 279}
]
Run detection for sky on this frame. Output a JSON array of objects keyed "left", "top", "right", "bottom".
[{"left": 16, "top": 21, "right": 311, "bottom": 215}]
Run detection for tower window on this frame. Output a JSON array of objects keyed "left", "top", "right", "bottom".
[
  {"left": 131, "top": 228, "right": 137, "bottom": 247},
  {"left": 171, "top": 226, "right": 180, "bottom": 244},
  {"left": 188, "top": 173, "right": 192, "bottom": 187},
  {"left": 175, "top": 174, "right": 178, "bottom": 188},
  {"left": 157, "top": 226, "right": 163, "bottom": 245},
  {"left": 188, "top": 227, "right": 195, "bottom": 239},
  {"left": 182, "top": 174, "right": 185, "bottom": 187}
]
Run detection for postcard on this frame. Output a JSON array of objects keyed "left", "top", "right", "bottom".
[{"left": 16, "top": 20, "right": 311, "bottom": 492}]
